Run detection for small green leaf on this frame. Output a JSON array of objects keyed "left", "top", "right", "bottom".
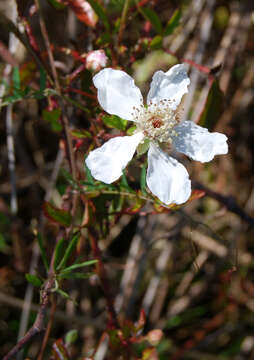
[
  {"left": 102, "top": 115, "right": 128, "bottom": 131},
  {"left": 58, "top": 272, "right": 94, "bottom": 279},
  {"left": 141, "top": 7, "right": 163, "bottom": 34},
  {"left": 12, "top": 67, "right": 20, "bottom": 95},
  {"left": 65, "top": 329, "right": 78, "bottom": 345},
  {"left": 37, "top": 233, "right": 49, "bottom": 272},
  {"left": 60, "top": 259, "right": 98, "bottom": 273},
  {"left": 42, "top": 108, "right": 62, "bottom": 132},
  {"left": 120, "top": 171, "right": 134, "bottom": 193},
  {"left": 71, "top": 129, "right": 92, "bottom": 139},
  {"left": 86, "top": 0, "right": 110, "bottom": 32},
  {"left": 164, "top": 9, "right": 181, "bottom": 36},
  {"left": 84, "top": 157, "right": 95, "bottom": 184},
  {"left": 127, "top": 125, "right": 137, "bottom": 135},
  {"left": 56, "top": 288, "right": 70, "bottom": 299},
  {"left": 54, "top": 238, "right": 67, "bottom": 271},
  {"left": 25, "top": 273, "right": 43, "bottom": 287},
  {"left": 43, "top": 202, "right": 72, "bottom": 227},
  {"left": 47, "top": 0, "right": 66, "bottom": 9},
  {"left": 150, "top": 35, "right": 162, "bottom": 50},
  {"left": 56, "top": 232, "right": 80, "bottom": 271},
  {"left": 140, "top": 163, "right": 148, "bottom": 194}
]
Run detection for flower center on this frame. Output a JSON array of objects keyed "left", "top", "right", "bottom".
[{"left": 132, "top": 99, "right": 180, "bottom": 143}]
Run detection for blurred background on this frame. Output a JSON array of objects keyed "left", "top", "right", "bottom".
[{"left": 1, "top": 0, "right": 254, "bottom": 359}]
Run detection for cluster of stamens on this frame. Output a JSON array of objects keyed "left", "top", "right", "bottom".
[{"left": 132, "top": 99, "right": 181, "bottom": 143}]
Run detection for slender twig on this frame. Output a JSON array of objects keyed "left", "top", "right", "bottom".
[
  {"left": 34, "top": 0, "right": 60, "bottom": 92},
  {"left": 193, "top": 181, "right": 254, "bottom": 227},
  {"left": 118, "top": 0, "right": 131, "bottom": 46},
  {"left": 37, "top": 296, "right": 57, "bottom": 360},
  {"left": 3, "top": 276, "right": 55, "bottom": 360}
]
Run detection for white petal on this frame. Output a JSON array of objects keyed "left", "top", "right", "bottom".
[
  {"left": 172, "top": 121, "right": 228, "bottom": 163},
  {"left": 93, "top": 68, "right": 143, "bottom": 120},
  {"left": 147, "top": 64, "right": 190, "bottom": 110},
  {"left": 85, "top": 132, "right": 144, "bottom": 184},
  {"left": 147, "top": 143, "right": 191, "bottom": 205}
]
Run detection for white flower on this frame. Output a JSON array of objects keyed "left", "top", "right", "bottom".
[{"left": 85, "top": 65, "right": 228, "bottom": 205}]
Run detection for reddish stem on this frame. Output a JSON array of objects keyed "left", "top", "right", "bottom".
[{"left": 88, "top": 227, "right": 119, "bottom": 329}]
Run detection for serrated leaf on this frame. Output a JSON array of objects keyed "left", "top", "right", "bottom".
[
  {"left": 43, "top": 202, "right": 72, "bottom": 227},
  {"left": 54, "top": 238, "right": 67, "bottom": 270},
  {"left": 56, "top": 232, "right": 80, "bottom": 271},
  {"left": 37, "top": 233, "right": 49, "bottom": 272},
  {"left": 25, "top": 273, "right": 43, "bottom": 287},
  {"left": 102, "top": 115, "right": 128, "bottom": 131},
  {"left": 164, "top": 8, "right": 181, "bottom": 36},
  {"left": 65, "top": 329, "right": 78, "bottom": 345},
  {"left": 141, "top": 7, "right": 162, "bottom": 34},
  {"left": 60, "top": 259, "right": 97, "bottom": 273},
  {"left": 86, "top": 0, "right": 110, "bottom": 32}
]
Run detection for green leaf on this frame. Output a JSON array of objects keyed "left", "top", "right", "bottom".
[
  {"left": 140, "top": 163, "right": 148, "bottom": 194},
  {"left": 150, "top": 35, "right": 162, "bottom": 49},
  {"left": 141, "top": 7, "right": 163, "bottom": 35},
  {"left": 102, "top": 115, "right": 128, "bottom": 131},
  {"left": 127, "top": 125, "right": 137, "bottom": 135},
  {"left": 37, "top": 233, "right": 49, "bottom": 272},
  {"left": 164, "top": 8, "right": 181, "bottom": 36},
  {"left": 60, "top": 259, "right": 98, "bottom": 273},
  {"left": 120, "top": 171, "right": 134, "bottom": 193},
  {"left": 84, "top": 157, "right": 95, "bottom": 184},
  {"left": 43, "top": 202, "right": 72, "bottom": 227},
  {"left": 86, "top": 0, "right": 110, "bottom": 32},
  {"left": 39, "top": 68, "right": 47, "bottom": 93},
  {"left": 54, "top": 238, "right": 66, "bottom": 270},
  {"left": 65, "top": 329, "right": 78, "bottom": 345},
  {"left": 47, "top": 0, "right": 66, "bottom": 9},
  {"left": 56, "top": 232, "right": 80, "bottom": 271},
  {"left": 71, "top": 129, "right": 92, "bottom": 139},
  {"left": 58, "top": 272, "right": 94, "bottom": 279},
  {"left": 56, "top": 288, "right": 71, "bottom": 299},
  {"left": 25, "top": 273, "right": 43, "bottom": 287},
  {"left": 12, "top": 67, "right": 20, "bottom": 96},
  {"left": 42, "top": 108, "right": 63, "bottom": 132},
  {"left": 61, "top": 168, "right": 80, "bottom": 190}
]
